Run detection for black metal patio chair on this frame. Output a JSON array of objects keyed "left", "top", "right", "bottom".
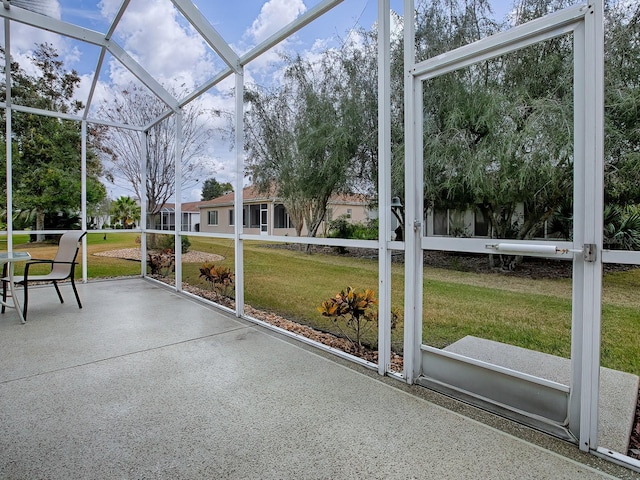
[{"left": 2, "top": 231, "right": 86, "bottom": 321}]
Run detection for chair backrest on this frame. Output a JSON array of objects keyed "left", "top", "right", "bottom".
[{"left": 50, "top": 231, "right": 87, "bottom": 277}]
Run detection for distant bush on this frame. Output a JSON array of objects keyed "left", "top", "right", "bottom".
[
  {"left": 327, "top": 216, "right": 378, "bottom": 240},
  {"left": 156, "top": 234, "right": 191, "bottom": 254}
]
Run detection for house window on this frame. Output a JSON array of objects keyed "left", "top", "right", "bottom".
[
  {"left": 249, "top": 204, "right": 261, "bottom": 228},
  {"left": 274, "top": 204, "right": 293, "bottom": 228},
  {"left": 433, "top": 209, "right": 448, "bottom": 235},
  {"left": 161, "top": 211, "right": 175, "bottom": 231},
  {"left": 346, "top": 208, "right": 352, "bottom": 219},
  {"left": 474, "top": 210, "right": 489, "bottom": 237},
  {"left": 326, "top": 208, "right": 333, "bottom": 222},
  {"left": 208, "top": 210, "right": 218, "bottom": 225},
  {"left": 229, "top": 209, "right": 234, "bottom": 226},
  {"left": 260, "top": 204, "right": 268, "bottom": 232}
]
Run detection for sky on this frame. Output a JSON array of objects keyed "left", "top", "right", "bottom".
[{"left": 4, "top": 0, "right": 516, "bottom": 202}]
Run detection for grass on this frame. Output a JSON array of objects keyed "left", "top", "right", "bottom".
[{"left": 5, "top": 233, "right": 639, "bottom": 376}]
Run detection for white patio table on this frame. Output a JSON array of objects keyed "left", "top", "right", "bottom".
[{"left": 0, "top": 251, "right": 31, "bottom": 324}]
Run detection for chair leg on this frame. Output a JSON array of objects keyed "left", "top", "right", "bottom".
[
  {"left": 53, "top": 281, "right": 64, "bottom": 304},
  {"left": 22, "top": 281, "right": 29, "bottom": 321},
  {"left": 1, "top": 263, "right": 7, "bottom": 314},
  {"left": 71, "top": 278, "right": 82, "bottom": 309},
  {"left": 1, "top": 279, "right": 6, "bottom": 315}
]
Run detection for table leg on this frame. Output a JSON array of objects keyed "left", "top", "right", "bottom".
[{"left": 7, "top": 261, "right": 25, "bottom": 324}]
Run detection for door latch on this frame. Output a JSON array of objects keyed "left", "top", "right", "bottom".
[{"left": 583, "top": 244, "right": 596, "bottom": 262}]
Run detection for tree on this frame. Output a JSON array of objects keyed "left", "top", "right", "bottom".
[
  {"left": 201, "top": 177, "right": 233, "bottom": 201},
  {"left": 110, "top": 196, "right": 141, "bottom": 229},
  {"left": 406, "top": 0, "right": 576, "bottom": 250},
  {"left": 603, "top": 0, "right": 640, "bottom": 208},
  {"left": 88, "top": 197, "right": 112, "bottom": 230},
  {"left": 0, "top": 44, "right": 106, "bottom": 240},
  {"left": 96, "top": 84, "right": 215, "bottom": 225},
  {"left": 245, "top": 54, "right": 365, "bottom": 238}
]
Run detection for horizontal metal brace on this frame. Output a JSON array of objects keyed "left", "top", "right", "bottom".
[{"left": 484, "top": 243, "right": 597, "bottom": 261}]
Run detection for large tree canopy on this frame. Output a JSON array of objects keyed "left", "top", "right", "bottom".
[
  {"left": 0, "top": 43, "right": 106, "bottom": 236},
  {"left": 245, "top": 52, "right": 374, "bottom": 238},
  {"left": 604, "top": 0, "right": 640, "bottom": 207},
  {"left": 201, "top": 177, "right": 233, "bottom": 201},
  {"left": 386, "top": 0, "right": 639, "bottom": 251}
]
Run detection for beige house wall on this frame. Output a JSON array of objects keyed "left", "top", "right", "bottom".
[{"left": 200, "top": 199, "right": 371, "bottom": 237}]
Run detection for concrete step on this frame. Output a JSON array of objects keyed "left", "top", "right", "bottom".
[{"left": 443, "top": 336, "right": 639, "bottom": 453}]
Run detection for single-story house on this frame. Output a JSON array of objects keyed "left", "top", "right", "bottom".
[
  {"left": 199, "top": 186, "right": 372, "bottom": 236},
  {"left": 155, "top": 201, "right": 210, "bottom": 232}
]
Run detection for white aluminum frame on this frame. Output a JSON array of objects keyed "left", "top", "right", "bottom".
[
  {"left": 405, "top": 0, "right": 607, "bottom": 455},
  {"left": 377, "top": 0, "right": 392, "bottom": 376},
  {"left": 2, "top": 0, "right": 634, "bottom": 470}
]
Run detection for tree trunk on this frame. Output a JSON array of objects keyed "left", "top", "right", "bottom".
[{"left": 36, "top": 210, "right": 45, "bottom": 242}]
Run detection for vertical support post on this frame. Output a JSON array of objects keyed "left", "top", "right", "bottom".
[
  {"left": 81, "top": 121, "right": 88, "bottom": 282},
  {"left": 234, "top": 69, "right": 245, "bottom": 317},
  {"left": 569, "top": 18, "right": 586, "bottom": 447},
  {"left": 269, "top": 202, "right": 274, "bottom": 236},
  {"left": 141, "top": 131, "right": 148, "bottom": 276},
  {"left": 403, "top": 0, "right": 423, "bottom": 384},
  {"left": 5, "top": 19, "right": 13, "bottom": 252},
  {"left": 377, "top": 0, "right": 392, "bottom": 376},
  {"left": 174, "top": 109, "right": 183, "bottom": 292},
  {"left": 570, "top": 1, "right": 605, "bottom": 450}
]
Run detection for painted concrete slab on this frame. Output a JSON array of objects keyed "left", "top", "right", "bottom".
[{"left": 0, "top": 280, "right": 634, "bottom": 479}]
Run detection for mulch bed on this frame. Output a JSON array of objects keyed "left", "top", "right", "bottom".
[
  {"left": 267, "top": 243, "right": 636, "bottom": 279},
  {"left": 156, "top": 277, "right": 405, "bottom": 372}
]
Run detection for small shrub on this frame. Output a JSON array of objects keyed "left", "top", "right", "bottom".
[
  {"left": 181, "top": 236, "right": 191, "bottom": 254},
  {"left": 351, "top": 218, "right": 378, "bottom": 240},
  {"left": 328, "top": 216, "right": 378, "bottom": 241},
  {"left": 200, "top": 263, "right": 234, "bottom": 298},
  {"left": 317, "top": 286, "right": 378, "bottom": 351},
  {"left": 604, "top": 204, "right": 640, "bottom": 250},
  {"left": 327, "top": 215, "right": 354, "bottom": 239},
  {"left": 148, "top": 249, "right": 175, "bottom": 276},
  {"left": 156, "top": 234, "right": 191, "bottom": 254}
]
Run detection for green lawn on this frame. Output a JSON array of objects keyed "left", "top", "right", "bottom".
[{"left": 6, "top": 234, "right": 639, "bottom": 376}]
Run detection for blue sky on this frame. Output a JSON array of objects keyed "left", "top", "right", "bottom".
[{"left": 6, "top": 0, "right": 517, "bottom": 201}]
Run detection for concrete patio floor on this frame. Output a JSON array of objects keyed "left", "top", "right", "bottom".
[{"left": 0, "top": 278, "right": 637, "bottom": 479}]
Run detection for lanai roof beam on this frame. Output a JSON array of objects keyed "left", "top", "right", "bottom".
[
  {"left": 177, "top": 0, "right": 345, "bottom": 108},
  {"left": 240, "top": 0, "right": 345, "bottom": 66},
  {"left": 106, "top": 0, "right": 130, "bottom": 40},
  {"left": 0, "top": 4, "right": 178, "bottom": 110},
  {"left": 171, "top": 0, "right": 241, "bottom": 74}
]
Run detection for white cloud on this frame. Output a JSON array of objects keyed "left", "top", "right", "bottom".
[
  {"left": 105, "top": 0, "right": 217, "bottom": 91},
  {"left": 235, "top": 0, "right": 311, "bottom": 85},
  {"left": 247, "top": 0, "right": 307, "bottom": 44},
  {"left": 189, "top": 188, "right": 202, "bottom": 202},
  {"left": 97, "top": 0, "right": 122, "bottom": 21}
]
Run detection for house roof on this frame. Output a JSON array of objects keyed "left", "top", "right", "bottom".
[
  {"left": 199, "top": 186, "right": 276, "bottom": 208},
  {"left": 198, "top": 187, "right": 370, "bottom": 209},
  {"left": 162, "top": 201, "right": 212, "bottom": 213}
]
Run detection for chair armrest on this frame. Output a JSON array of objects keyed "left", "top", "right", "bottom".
[
  {"left": 26, "top": 260, "right": 77, "bottom": 266},
  {"left": 24, "top": 260, "right": 79, "bottom": 277}
]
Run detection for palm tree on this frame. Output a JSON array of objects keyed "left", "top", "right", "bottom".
[{"left": 110, "top": 196, "right": 141, "bottom": 229}]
